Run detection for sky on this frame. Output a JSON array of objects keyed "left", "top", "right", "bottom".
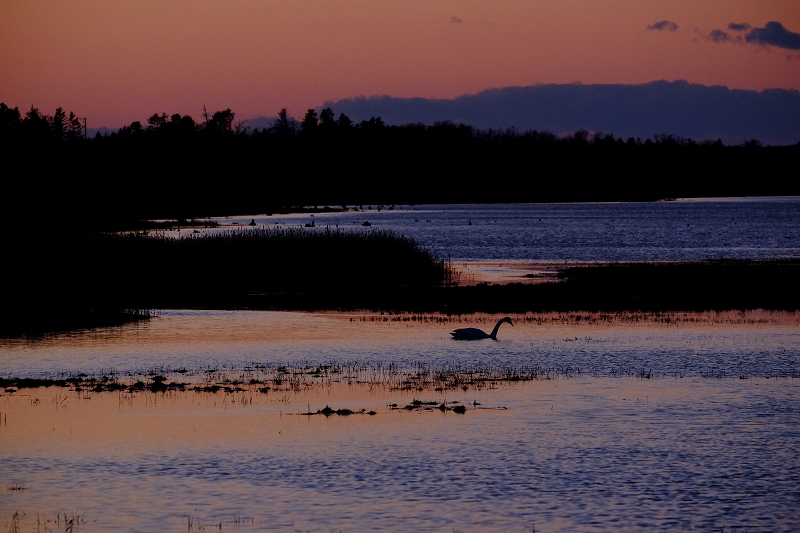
[
  {"left": 1, "top": 0, "right": 799, "bottom": 127},
  {"left": 324, "top": 81, "right": 800, "bottom": 145}
]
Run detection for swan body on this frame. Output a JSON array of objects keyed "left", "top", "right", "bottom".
[{"left": 450, "top": 317, "right": 513, "bottom": 340}]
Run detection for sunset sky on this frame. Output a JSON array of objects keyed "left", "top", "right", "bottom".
[{"left": 2, "top": 0, "right": 798, "bottom": 127}]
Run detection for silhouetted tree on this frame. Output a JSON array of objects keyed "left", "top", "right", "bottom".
[
  {"left": 271, "top": 108, "right": 297, "bottom": 137},
  {"left": 0, "top": 103, "right": 22, "bottom": 141},
  {"left": 319, "top": 107, "right": 335, "bottom": 128},
  {"left": 66, "top": 112, "right": 83, "bottom": 140},
  {"left": 205, "top": 109, "right": 235, "bottom": 135},
  {"left": 147, "top": 113, "right": 168, "bottom": 130},
  {"left": 301, "top": 108, "right": 318, "bottom": 134},
  {"left": 571, "top": 129, "right": 591, "bottom": 146},
  {"left": 22, "top": 106, "right": 52, "bottom": 139},
  {"left": 51, "top": 107, "right": 67, "bottom": 140},
  {"left": 358, "top": 116, "right": 385, "bottom": 132},
  {"left": 167, "top": 114, "right": 197, "bottom": 136},
  {"left": 337, "top": 112, "right": 353, "bottom": 131}
]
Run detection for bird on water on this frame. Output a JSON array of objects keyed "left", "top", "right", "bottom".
[{"left": 450, "top": 317, "right": 514, "bottom": 340}]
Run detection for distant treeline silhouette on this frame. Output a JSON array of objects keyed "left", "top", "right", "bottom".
[{"left": 2, "top": 102, "right": 799, "bottom": 230}]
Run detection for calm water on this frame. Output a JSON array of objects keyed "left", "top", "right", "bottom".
[
  {"left": 2, "top": 199, "right": 800, "bottom": 532},
  {"left": 1, "top": 312, "right": 799, "bottom": 532},
  {"left": 2, "top": 378, "right": 798, "bottom": 533},
  {"left": 1, "top": 311, "right": 798, "bottom": 380},
  {"left": 211, "top": 197, "right": 800, "bottom": 262}
]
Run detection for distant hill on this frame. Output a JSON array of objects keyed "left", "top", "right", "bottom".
[
  {"left": 87, "top": 126, "right": 115, "bottom": 137},
  {"left": 323, "top": 80, "right": 800, "bottom": 146}
]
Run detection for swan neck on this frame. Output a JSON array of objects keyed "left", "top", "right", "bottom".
[{"left": 489, "top": 320, "right": 503, "bottom": 339}]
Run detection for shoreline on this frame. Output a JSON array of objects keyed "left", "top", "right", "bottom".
[{"left": 3, "top": 258, "right": 799, "bottom": 337}]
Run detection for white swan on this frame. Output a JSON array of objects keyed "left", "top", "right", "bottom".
[{"left": 450, "top": 317, "right": 513, "bottom": 340}]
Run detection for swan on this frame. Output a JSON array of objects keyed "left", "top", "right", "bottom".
[{"left": 450, "top": 317, "right": 513, "bottom": 340}]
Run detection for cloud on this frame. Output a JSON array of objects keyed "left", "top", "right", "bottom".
[
  {"left": 450, "top": 16, "right": 463, "bottom": 24},
  {"left": 322, "top": 81, "right": 800, "bottom": 146},
  {"left": 708, "top": 29, "right": 734, "bottom": 43},
  {"left": 647, "top": 21, "right": 678, "bottom": 32},
  {"left": 745, "top": 21, "right": 800, "bottom": 50},
  {"left": 728, "top": 23, "right": 751, "bottom": 32}
]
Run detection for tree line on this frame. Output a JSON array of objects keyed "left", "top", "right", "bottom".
[
  {"left": 0, "top": 103, "right": 382, "bottom": 141},
  {"left": 5, "top": 102, "right": 791, "bottom": 147},
  {"left": 1, "top": 103, "right": 86, "bottom": 142},
  {"left": 2, "top": 102, "right": 798, "bottom": 231}
]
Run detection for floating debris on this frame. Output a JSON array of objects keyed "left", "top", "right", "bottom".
[{"left": 302, "top": 405, "right": 376, "bottom": 417}]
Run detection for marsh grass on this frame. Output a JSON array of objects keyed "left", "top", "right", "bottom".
[
  {"left": 1, "top": 512, "right": 91, "bottom": 533},
  {"left": 136, "top": 218, "right": 219, "bottom": 230},
  {"left": 5, "top": 348, "right": 797, "bottom": 402},
  {"left": 8, "top": 510, "right": 20, "bottom": 533},
  {"left": 1, "top": 227, "right": 453, "bottom": 335},
  {"left": 3, "top": 230, "right": 798, "bottom": 338},
  {"left": 0, "top": 360, "right": 614, "bottom": 400},
  {"left": 2, "top": 309, "right": 797, "bottom": 393},
  {"left": 244, "top": 259, "right": 800, "bottom": 314},
  {"left": 349, "top": 309, "right": 800, "bottom": 327}
]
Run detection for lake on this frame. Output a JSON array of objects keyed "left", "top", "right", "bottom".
[
  {"left": 203, "top": 197, "right": 800, "bottom": 282},
  {"left": 210, "top": 197, "right": 800, "bottom": 262},
  {"left": 1, "top": 199, "right": 799, "bottom": 532},
  {"left": 2, "top": 311, "right": 798, "bottom": 532}
]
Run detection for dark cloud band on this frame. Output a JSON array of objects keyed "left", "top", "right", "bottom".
[
  {"left": 708, "top": 29, "right": 734, "bottom": 43},
  {"left": 647, "top": 21, "right": 678, "bottom": 32},
  {"left": 745, "top": 21, "right": 800, "bottom": 50},
  {"left": 323, "top": 80, "right": 800, "bottom": 146}
]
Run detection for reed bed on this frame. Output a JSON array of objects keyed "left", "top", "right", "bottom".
[
  {"left": 1, "top": 361, "right": 574, "bottom": 396},
  {"left": 7, "top": 354, "right": 794, "bottom": 399},
  {"left": 1, "top": 227, "right": 453, "bottom": 335},
  {"left": 349, "top": 309, "right": 800, "bottom": 326}
]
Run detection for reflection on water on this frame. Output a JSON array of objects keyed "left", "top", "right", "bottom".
[
  {"left": 1, "top": 311, "right": 799, "bottom": 532},
  {"left": 198, "top": 198, "right": 800, "bottom": 262},
  {"left": 1, "top": 379, "right": 798, "bottom": 532},
  {"left": 1, "top": 310, "right": 798, "bottom": 379}
]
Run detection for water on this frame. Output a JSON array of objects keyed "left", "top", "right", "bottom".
[
  {"left": 2, "top": 199, "right": 800, "bottom": 531},
  {"left": 210, "top": 197, "right": 800, "bottom": 262},
  {"left": 1, "top": 310, "right": 798, "bottom": 380},
  {"left": 1, "top": 312, "right": 799, "bottom": 532},
  {"left": 3, "top": 378, "right": 798, "bottom": 532}
]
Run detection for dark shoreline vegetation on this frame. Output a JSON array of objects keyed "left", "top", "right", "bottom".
[
  {"left": 2, "top": 102, "right": 799, "bottom": 231},
  {"left": 266, "top": 259, "right": 800, "bottom": 314},
  {"left": 2, "top": 226, "right": 798, "bottom": 336},
  {"left": 1, "top": 228, "right": 451, "bottom": 336},
  {"left": 2, "top": 103, "right": 798, "bottom": 336}
]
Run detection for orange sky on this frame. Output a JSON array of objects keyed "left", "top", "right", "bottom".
[{"left": 1, "top": 0, "right": 798, "bottom": 127}]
